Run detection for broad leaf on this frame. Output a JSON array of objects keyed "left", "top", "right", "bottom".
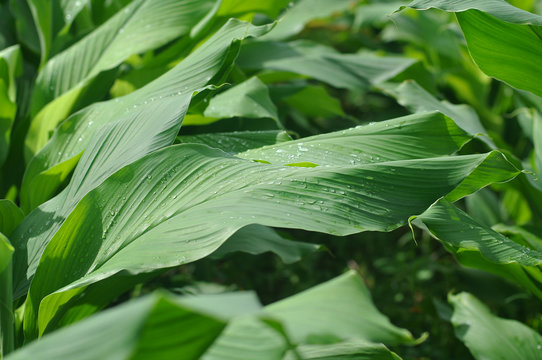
[
  {"left": 412, "top": 199, "right": 542, "bottom": 297},
  {"left": 407, "top": 0, "right": 542, "bottom": 97},
  {"left": 204, "top": 271, "right": 414, "bottom": 359},
  {"left": 14, "top": 19, "right": 272, "bottom": 298},
  {"left": 20, "top": 19, "right": 270, "bottom": 212},
  {"left": 283, "top": 85, "right": 344, "bottom": 118},
  {"left": 203, "top": 77, "right": 279, "bottom": 124},
  {"left": 25, "top": 0, "right": 217, "bottom": 159},
  {"left": 448, "top": 292, "right": 542, "bottom": 360},
  {"left": 7, "top": 292, "right": 228, "bottom": 360},
  {"left": 26, "top": 139, "right": 518, "bottom": 337},
  {"left": 237, "top": 40, "right": 416, "bottom": 90},
  {"left": 380, "top": 80, "right": 494, "bottom": 148},
  {"left": 177, "top": 130, "right": 292, "bottom": 153},
  {"left": 407, "top": 0, "right": 542, "bottom": 24},
  {"left": 0, "top": 232, "right": 14, "bottom": 356},
  {"left": 262, "top": 0, "right": 353, "bottom": 41},
  {"left": 0, "top": 200, "right": 24, "bottom": 238},
  {"left": 210, "top": 224, "right": 320, "bottom": 264},
  {"left": 0, "top": 45, "right": 22, "bottom": 168},
  {"left": 217, "top": 0, "right": 290, "bottom": 18},
  {"left": 285, "top": 341, "right": 402, "bottom": 360}
]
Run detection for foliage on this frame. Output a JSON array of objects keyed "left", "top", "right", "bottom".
[{"left": 1, "top": 0, "right": 542, "bottom": 359}]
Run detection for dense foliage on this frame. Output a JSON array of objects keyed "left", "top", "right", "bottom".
[{"left": 1, "top": 0, "right": 542, "bottom": 359}]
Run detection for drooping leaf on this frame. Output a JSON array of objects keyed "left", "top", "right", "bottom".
[
  {"left": 412, "top": 199, "right": 542, "bottom": 298},
  {"left": 177, "top": 130, "right": 292, "bottom": 153},
  {"left": 413, "top": 199, "right": 542, "bottom": 267},
  {"left": 407, "top": 0, "right": 542, "bottom": 97},
  {"left": 237, "top": 40, "right": 416, "bottom": 90},
  {"left": 25, "top": 0, "right": 217, "bottom": 159},
  {"left": 380, "top": 80, "right": 494, "bottom": 148},
  {"left": 6, "top": 292, "right": 228, "bottom": 360},
  {"left": 210, "top": 224, "right": 320, "bottom": 264},
  {"left": 407, "top": 0, "right": 542, "bottom": 25},
  {"left": 26, "top": 139, "right": 518, "bottom": 338},
  {"left": 448, "top": 292, "right": 542, "bottom": 360}
]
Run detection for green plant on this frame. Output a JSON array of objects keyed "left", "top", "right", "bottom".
[{"left": 1, "top": 0, "right": 542, "bottom": 359}]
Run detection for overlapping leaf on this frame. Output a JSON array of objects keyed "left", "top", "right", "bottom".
[
  {"left": 7, "top": 292, "right": 228, "bottom": 360},
  {"left": 204, "top": 271, "right": 413, "bottom": 359},
  {"left": 13, "top": 20, "right": 271, "bottom": 300},
  {"left": 22, "top": 112, "right": 519, "bottom": 338},
  {"left": 237, "top": 40, "right": 416, "bottom": 90},
  {"left": 25, "top": 0, "right": 216, "bottom": 159}
]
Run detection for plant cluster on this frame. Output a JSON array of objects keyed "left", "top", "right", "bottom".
[{"left": 1, "top": 0, "right": 542, "bottom": 359}]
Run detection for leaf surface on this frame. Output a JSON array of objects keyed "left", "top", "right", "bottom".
[{"left": 448, "top": 292, "right": 542, "bottom": 360}]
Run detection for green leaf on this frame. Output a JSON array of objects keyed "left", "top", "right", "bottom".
[
  {"left": 237, "top": 40, "right": 416, "bottom": 90},
  {"left": 264, "top": 271, "right": 416, "bottom": 345},
  {"left": 285, "top": 341, "right": 402, "bottom": 360},
  {"left": 448, "top": 292, "right": 542, "bottom": 360},
  {"left": 13, "top": 17, "right": 271, "bottom": 317},
  {"left": 25, "top": 140, "right": 518, "bottom": 338},
  {"left": 210, "top": 224, "right": 320, "bottom": 264},
  {"left": 0, "top": 233, "right": 13, "bottom": 277},
  {"left": 217, "top": 0, "right": 290, "bottom": 18},
  {"left": 20, "top": 19, "right": 270, "bottom": 212},
  {"left": 407, "top": 0, "right": 542, "bottom": 97},
  {"left": 380, "top": 80, "right": 494, "bottom": 148},
  {"left": 414, "top": 199, "right": 542, "bottom": 267},
  {"left": 204, "top": 271, "right": 414, "bottom": 359},
  {"left": 237, "top": 112, "right": 470, "bottom": 165},
  {"left": 406, "top": 0, "right": 542, "bottom": 25},
  {"left": 412, "top": 199, "right": 542, "bottom": 298},
  {"left": 262, "top": 0, "right": 353, "bottom": 41},
  {"left": 203, "top": 77, "right": 279, "bottom": 124},
  {"left": 0, "top": 232, "right": 14, "bottom": 357},
  {"left": 0, "top": 200, "right": 24, "bottom": 238},
  {"left": 6, "top": 292, "right": 228, "bottom": 360},
  {"left": 25, "top": 0, "right": 217, "bottom": 159},
  {"left": 177, "top": 130, "right": 292, "bottom": 153},
  {"left": 284, "top": 85, "right": 344, "bottom": 118},
  {"left": 354, "top": 2, "right": 404, "bottom": 29},
  {"left": 0, "top": 45, "right": 22, "bottom": 168}
]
